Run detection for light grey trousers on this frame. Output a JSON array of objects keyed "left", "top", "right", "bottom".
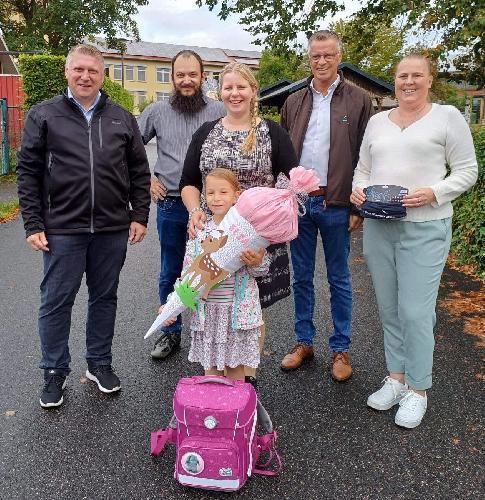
[{"left": 363, "top": 218, "right": 452, "bottom": 390}]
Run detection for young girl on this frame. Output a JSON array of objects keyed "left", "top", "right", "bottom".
[{"left": 161, "top": 168, "right": 269, "bottom": 381}]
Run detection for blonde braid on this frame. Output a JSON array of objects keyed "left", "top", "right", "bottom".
[{"left": 241, "top": 95, "right": 258, "bottom": 154}]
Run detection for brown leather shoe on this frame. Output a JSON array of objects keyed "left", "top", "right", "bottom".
[
  {"left": 280, "top": 344, "right": 314, "bottom": 371},
  {"left": 331, "top": 352, "right": 353, "bottom": 381}
]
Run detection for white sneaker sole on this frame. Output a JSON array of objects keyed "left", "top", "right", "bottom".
[
  {"left": 395, "top": 415, "right": 423, "bottom": 429},
  {"left": 85, "top": 370, "right": 121, "bottom": 394},
  {"left": 40, "top": 378, "right": 67, "bottom": 408},
  {"left": 367, "top": 395, "right": 402, "bottom": 411}
]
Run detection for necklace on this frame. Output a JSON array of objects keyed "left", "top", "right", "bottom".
[{"left": 394, "top": 103, "right": 431, "bottom": 131}]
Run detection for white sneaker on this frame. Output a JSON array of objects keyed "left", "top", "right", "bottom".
[
  {"left": 395, "top": 390, "right": 427, "bottom": 429},
  {"left": 367, "top": 376, "right": 408, "bottom": 410}
]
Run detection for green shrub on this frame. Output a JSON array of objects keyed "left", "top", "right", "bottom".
[
  {"left": 18, "top": 55, "right": 133, "bottom": 113},
  {"left": 102, "top": 77, "right": 133, "bottom": 113},
  {"left": 18, "top": 55, "right": 65, "bottom": 109},
  {"left": 451, "top": 126, "right": 484, "bottom": 277},
  {"left": 137, "top": 97, "right": 154, "bottom": 114}
]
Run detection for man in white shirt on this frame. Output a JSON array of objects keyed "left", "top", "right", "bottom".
[{"left": 280, "top": 30, "right": 373, "bottom": 381}]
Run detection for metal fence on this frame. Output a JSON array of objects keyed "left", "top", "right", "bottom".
[{"left": 0, "top": 98, "right": 9, "bottom": 176}]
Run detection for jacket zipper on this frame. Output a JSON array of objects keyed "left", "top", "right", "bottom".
[
  {"left": 88, "top": 124, "right": 95, "bottom": 233},
  {"left": 47, "top": 152, "right": 53, "bottom": 213},
  {"left": 98, "top": 117, "right": 103, "bottom": 149}
]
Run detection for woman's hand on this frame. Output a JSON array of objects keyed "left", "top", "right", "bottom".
[
  {"left": 350, "top": 187, "right": 366, "bottom": 207},
  {"left": 157, "top": 305, "right": 177, "bottom": 327},
  {"left": 240, "top": 248, "right": 265, "bottom": 267},
  {"left": 402, "top": 188, "right": 436, "bottom": 208},
  {"left": 188, "top": 210, "right": 206, "bottom": 239}
]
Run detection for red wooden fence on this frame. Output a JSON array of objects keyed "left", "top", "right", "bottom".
[{"left": 0, "top": 75, "right": 24, "bottom": 149}]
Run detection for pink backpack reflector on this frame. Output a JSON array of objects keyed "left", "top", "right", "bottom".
[{"left": 150, "top": 375, "right": 281, "bottom": 491}]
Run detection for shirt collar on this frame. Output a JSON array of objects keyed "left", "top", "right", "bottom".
[
  {"left": 67, "top": 88, "right": 101, "bottom": 112},
  {"left": 310, "top": 74, "right": 341, "bottom": 96}
]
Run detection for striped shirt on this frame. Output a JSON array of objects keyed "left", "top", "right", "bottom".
[
  {"left": 137, "top": 95, "right": 225, "bottom": 196},
  {"left": 206, "top": 275, "right": 235, "bottom": 304}
]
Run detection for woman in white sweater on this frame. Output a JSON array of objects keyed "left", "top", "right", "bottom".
[{"left": 351, "top": 54, "right": 477, "bottom": 429}]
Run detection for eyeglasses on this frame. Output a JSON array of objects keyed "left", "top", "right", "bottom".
[{"left": 310, "top": 53, "right": 339, "bottom": 62}]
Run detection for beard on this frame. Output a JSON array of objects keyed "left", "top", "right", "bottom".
[{"left": 170, "top": 86, "right": 206, "bottom": 114}]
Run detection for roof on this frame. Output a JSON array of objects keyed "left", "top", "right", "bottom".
[
  {"left": 93, "top": 38, "right": 261, "bottom": 65},
  {"left": 259, "top": 79, "right": 292, "bottom": 97},
  {"left": 260, "top": 63, "right": 394, "bottom": 107}
]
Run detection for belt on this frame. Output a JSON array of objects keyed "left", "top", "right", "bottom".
[{"left": 308, "top": 186, "right": 327, "bottom": 197}]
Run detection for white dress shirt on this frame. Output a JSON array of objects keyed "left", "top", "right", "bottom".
[{"left": 299, "top": 75, "right": 340, "bottom": 187}]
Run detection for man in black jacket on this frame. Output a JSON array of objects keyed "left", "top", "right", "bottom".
[{"left": 17, "top": 44, "right": 151, "bottom": 409}]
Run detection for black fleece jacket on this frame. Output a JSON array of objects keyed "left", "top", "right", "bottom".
[{"left": 17, "top": 90, "right": 150, "bottom": 237}]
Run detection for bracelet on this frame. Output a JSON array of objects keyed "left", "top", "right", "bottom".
[{"left": 188, "top": 206, "right": 203, "bottom": 221}]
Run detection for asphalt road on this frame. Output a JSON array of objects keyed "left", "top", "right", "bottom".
[{"left": 0, "top": 144, "right": 483, "bottom": 499}]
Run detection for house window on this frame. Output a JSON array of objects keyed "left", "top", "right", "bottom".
[
  {"left": 113, "top": 64, "right": 122, "bottom": 81},
  {"left": 212, "top": 72, "right": 220, "bottom": 81},
  {"left": 156, "top": 67, "right": 170, "bottom": 83},
  {"left": 137, "top": 91, "right": 147, "bottom": 104},
  {"left": 125, "top": 65, "right": 134, "bottom": 81},
  {"left": 156, "top": 92, "right": 170, "bottom": 102},
  {"left": 137, "top": 66, "right": 146, "bottom": 82},
  {"left": 104, "top": 64, "right": 110, "bottom": 77}
]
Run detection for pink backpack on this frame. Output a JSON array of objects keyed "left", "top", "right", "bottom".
[{"left": 150, "top": 375, "right": 281, "bottom": 491}]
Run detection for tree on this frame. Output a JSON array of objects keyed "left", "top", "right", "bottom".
[
  {"left": 256, "top": 49, "right": 308, "bottom": 88},
  {"left": 0, "top": 0, "right": 148, "bottom": 54},
  {"left": 331, "top": 19, "right": 405, "bottom": 83},
  {"left": 196, "top": 0, "right": 484, "bottom": 87}
]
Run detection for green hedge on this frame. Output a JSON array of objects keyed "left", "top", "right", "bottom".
[
  {"left": 18, "top": 55, "right": 66, "bottom": 110},
  {"left": 451, "top": 126, "right": 484, "bottom": 277},
  {"left": 18, "top": 55, "right": 133, "bottom": 112}
]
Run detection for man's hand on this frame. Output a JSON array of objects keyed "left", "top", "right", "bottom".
[
  {"left": 348, "top": 215, "right": 363, "bottom": 232},
  {"left": 240, "top": 248, "right": 266, "bottom": 267},
  {"left": 188, "top": 210, "right": 206, "bottom": 239},
  {"left": 129, "top": 221, "right": 147, "bottom": 244},
  {"left": 26, "top": 231, "right": 49, "bottom": 252},
  {"left": 150, "top": 178, "right": 167, "bottom": 202}
]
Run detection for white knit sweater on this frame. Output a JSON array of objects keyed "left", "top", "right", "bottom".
[{"left": 352, "top": 104, "right": 478, "bottom": 222}]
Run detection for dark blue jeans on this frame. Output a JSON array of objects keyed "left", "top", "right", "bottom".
[
  {"left": 156, "top": 197, "right": 188, "bottom": 334},
  {"left": 290, "top": 197, "right": 352, "bottom": 351},
  {"left": 38, "top": 231, "right": 128, "bottom": 375}
]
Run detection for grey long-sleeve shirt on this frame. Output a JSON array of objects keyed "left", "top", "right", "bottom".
[{"left": 137, "top": 95, "right": 225, "bottom": 196}]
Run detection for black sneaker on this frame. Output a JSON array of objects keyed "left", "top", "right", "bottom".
[
  {"left": 86, "top": 365, "right": 121, "bottom": 393},
  {"left": 40, "top": 370, "right": 67, "bottom": 409},
  {"left": 150, "top": 331, "right": 181, "bottom": 359}
]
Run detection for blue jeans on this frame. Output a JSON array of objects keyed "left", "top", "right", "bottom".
[
  {"left": 157, "top": 197, "right": 188, "bottom": 334},
  {"left": 38, "top": 231, "right": 128, "bottom": 375},
  {"left": 290, "top": 197, "right": 352, "bottom": 351}
]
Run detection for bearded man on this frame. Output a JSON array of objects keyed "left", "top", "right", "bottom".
[{"left": 138, "top": 50, "right": 225, "bottom": 359}]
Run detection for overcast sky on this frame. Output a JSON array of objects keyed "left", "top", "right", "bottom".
[{"left": 133, "top": 0, "right": 360, "bottom": 51}]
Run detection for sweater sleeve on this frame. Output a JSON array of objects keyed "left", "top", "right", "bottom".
[
  {"left": 429, "top": 107, "right": 478, "bottom": 206},
  {"left": 352, "top": 119, "right": 373, "bottom": 190},
  {"left": 269, "top": 121, "right": 298, "bottom": 178}
]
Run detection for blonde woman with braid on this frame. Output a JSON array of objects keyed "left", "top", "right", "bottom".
[{"left": 180, "top": 62, "right": 298, "bottom": 388}]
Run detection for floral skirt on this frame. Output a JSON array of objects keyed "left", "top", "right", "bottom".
[{"left": 188, "top": 303, "right": 261, "bottom": 371}]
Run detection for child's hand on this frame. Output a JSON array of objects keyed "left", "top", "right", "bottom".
[
  {"left": 240, "top": 248, "right": 265, "bottom": 267},
  {"left": 157, "top": 305, "right": 177, "bottom": 327}
]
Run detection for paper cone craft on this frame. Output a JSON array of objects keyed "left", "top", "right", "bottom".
[{"left": 145, "top": 166, "right": 319, "bottom": 339}]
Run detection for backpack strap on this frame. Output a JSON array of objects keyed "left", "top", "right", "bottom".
[
  {"left": 150, "top": 427, "right": 176, "bottom": 456},
  {"left": 252, "top": 430, "right": 282, "bottom": 476}
]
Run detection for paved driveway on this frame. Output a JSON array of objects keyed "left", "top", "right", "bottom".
[{"left": 0, "top": 146, "right": 482, "bottom": 498}]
